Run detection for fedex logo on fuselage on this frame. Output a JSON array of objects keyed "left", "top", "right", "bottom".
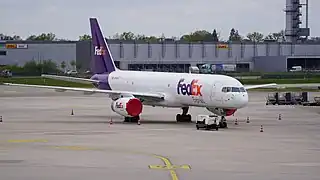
[
  {"left": 94, "top": 46, "right": 106, "bottom": 56},
  {"left": 177, "top": 79, "right": 202, "bottom": 96}
]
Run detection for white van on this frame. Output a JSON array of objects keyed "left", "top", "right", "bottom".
[{"left": 289, "top": 66, "right": 302, "bottom": 72}]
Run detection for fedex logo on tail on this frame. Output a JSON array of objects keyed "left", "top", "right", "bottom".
[
  {"left": 177, "top": 78, "right": 202, "bottom": 96},
  {"left": 94, "top": 46, "right": 106, "bottom": 55}
]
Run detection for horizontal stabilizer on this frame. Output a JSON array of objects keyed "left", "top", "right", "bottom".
[
  {"left": 41, "top": 74, "right": 99, "bottom": 84},
  {"left": 2, "top": 83, "right": 165, "bottom": 101}
]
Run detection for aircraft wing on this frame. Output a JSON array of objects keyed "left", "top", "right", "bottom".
[
  {"left": 41, "top": 74, "right": 99, "bottom": 84},
  {"left": 244, "top": 83, "right": 277, "bottom": 90},
  {"left": 276, "top": 83, "right": 320, "bottom": 89},
  {"left": 244, "top": 83, "right": 320, "bottom": 90},
  {"left": 2, "top": 83, "right": 165, "bottom": 101}
]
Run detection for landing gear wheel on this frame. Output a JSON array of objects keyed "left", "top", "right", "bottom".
[
  {"left": 124, "top": 117, "right": 130, "bottom": 122},
  {"left": 124, "top": 116, "right": 140, "bottom": 123},
  {"left": 219, "top": 122, "right": 228, "bottom": 128},
  {"left": 133, "top": 116, "right": 140, "bottom": 122},
  {"left": 176, "top": 114, "right": 192, "bottom": 122},
  {"left": 176, "top": 114, "right": 181, "bottom": 122},
  {"left": 187, "top": 114, "right": 192, "bottom": 122},
  {"left": 176, "top": 107, "right": 192, "bottom": 123},
  {"left": 219, "top": 116, "right": 228, "bottom": 128}
]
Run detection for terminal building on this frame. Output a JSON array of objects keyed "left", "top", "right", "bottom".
[
  {"left": 1, "top": 40, "right": 320, "bottom": 73},
  {"left": 0, "top": 0, "right": 319, "bottom": 73}
]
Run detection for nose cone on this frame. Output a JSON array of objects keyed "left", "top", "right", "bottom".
[
  {"left": 239, "top": 92, "right": 249, "bottom": 108},
  {"left": 235, "top": 92, "right": 248, "bottom": 108}
]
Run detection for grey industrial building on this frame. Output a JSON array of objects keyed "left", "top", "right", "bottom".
[
  {"left": 1, "top": 0, "right": 319, "bottom": 73},
  {"left": 1, "top": 40, "right": 320, "bottom": 72}
]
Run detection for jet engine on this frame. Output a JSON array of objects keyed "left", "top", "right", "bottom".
[
  {"left": 111, "top": 97, "right": 143, "bottom": 117},
  {"left": 206, "top": 107, "right": 237, "bottom": 116}
]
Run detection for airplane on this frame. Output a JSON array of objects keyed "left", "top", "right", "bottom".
[{"left": 2, "top": 17, "right": 280, "bottom": 128}]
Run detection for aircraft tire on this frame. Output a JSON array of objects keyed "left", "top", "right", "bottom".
[
  {"left": 219, "top": 122, "right": 227, "bottom": 128},
  {"left": 176, "top": 114, "right": 181, "bottom": 122},
  {"left": 176, "top": 114, "right": 192, "bottom": 122},
  {"left": 187, "top": 114, "right": 192, "bottom": 122},
  {"left": 124, "top": 117, "right": 129, "bottom": 122},
  {"left": 124, "top": 116, "right": 139, "bottom": 123},
  {"left": 223, "top": 122, "right": 227, "bottom": 128}
]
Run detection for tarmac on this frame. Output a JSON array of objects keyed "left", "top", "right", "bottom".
[{"left": 0, "top": 86, "right": 320, "bottom": 180}]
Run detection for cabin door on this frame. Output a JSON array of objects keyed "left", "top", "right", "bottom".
[{"left": 211, "top": 81, "right": 223, "bottom": 102}]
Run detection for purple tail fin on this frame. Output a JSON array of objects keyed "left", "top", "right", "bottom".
[{"left": 90, "top": 18, "right": 117, "bottom": 74}]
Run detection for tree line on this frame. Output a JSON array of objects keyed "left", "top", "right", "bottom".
[
  {"left": 1, "top": 60, "right": 79, "bottom": 76},
  {"left": 1, "top": 28, "right": 319, "bottom": 43}
]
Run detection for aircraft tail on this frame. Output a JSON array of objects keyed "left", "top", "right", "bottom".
[{"left": 89, "top": 18, "right": 118, "bottom": 74}]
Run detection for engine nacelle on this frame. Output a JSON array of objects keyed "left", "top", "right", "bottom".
[
  {"left": 111, "top": 97, "right": 143, "bottom": 117},
  {"left": 206, "top": 107, "right": 237, "bottom": 116}
]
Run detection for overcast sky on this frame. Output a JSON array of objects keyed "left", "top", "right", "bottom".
[{"left": 1, "top": 0, "right": 319, "bottom": 40}]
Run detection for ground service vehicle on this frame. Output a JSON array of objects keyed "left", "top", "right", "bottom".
[{"left": 196, "top": 114, "right": 220, "bottom": 131}]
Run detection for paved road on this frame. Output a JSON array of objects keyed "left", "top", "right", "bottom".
[{"left": 0, "top": 87, "right": 319, "bottom": 180}]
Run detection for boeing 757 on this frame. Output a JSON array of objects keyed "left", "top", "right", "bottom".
[{"left": 3, "top": 18, "right": 278, "bottom": 128}]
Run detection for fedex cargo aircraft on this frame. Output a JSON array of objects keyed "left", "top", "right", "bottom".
[{"left": 3, "top": 18, "right": 278, "bottom": 128}]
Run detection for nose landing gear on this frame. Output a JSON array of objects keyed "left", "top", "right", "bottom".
[{"left": 219, "top": 116, "right": 228, "bottom": 128}]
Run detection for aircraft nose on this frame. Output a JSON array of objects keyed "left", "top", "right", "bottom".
[{"left": 237, "top": 92, "right": 248, "bottom": 108}]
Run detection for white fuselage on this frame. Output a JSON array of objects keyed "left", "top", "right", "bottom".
[{"left": 106, "top": 70, "right": 249, "bottom": 109}]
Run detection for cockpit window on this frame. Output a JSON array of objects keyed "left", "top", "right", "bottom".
[
  {"left": 232, "top": 87, "right": 240, "bottom": 92},
  {"left": 222, "top": 87, "right": 246, "bottom": 93},
  {"left": 222, "top": 87, "right": 227, "bottom": 92}
]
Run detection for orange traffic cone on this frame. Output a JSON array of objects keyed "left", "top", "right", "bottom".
[{"left": 260, "top": 125, "right": 264, "bottom": 132}]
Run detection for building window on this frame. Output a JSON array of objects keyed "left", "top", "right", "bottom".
[
  {"left": 202, "top": 42, "right": 205, "bottom": 58},
  {"left": 0, "top": 51, "right": 7, "bottom": 55},
  {"left": 161, "top": 42, "right": 165, "bottom": 58},
  {"left": 148, "top": 42, "right": 152, "bottom": 58},
  {"left": 175, "top": 42, "right": 179, "bottom": 58},
  {"left": 188, "top": 43, "right": 192, "bottom": 58},
  {"left": 133, "top": 41, "right": 137, "bottom": 58},
  {"left": 119, "top": 42, "right": 123, "bottom": 58}
]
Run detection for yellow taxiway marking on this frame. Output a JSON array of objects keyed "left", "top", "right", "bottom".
[
  {"left": 149, "top": 155, "right": 191, "bottom": 180},
  {"left": 7, "top": 139, "right": 48, "bottom": 143},
  {"left": 53, "top": 146, "right": 98, "bottom": 151}
]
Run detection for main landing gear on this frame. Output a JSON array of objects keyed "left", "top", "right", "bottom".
[
  {"left": 219, "top": 116, "right": 228, "bottom": 128},
  {"left": 176, "top": 107, "right": 192, "bottom": 122},
  {"left": 124, "top": 116, "right": 140, "bottom": 123}
]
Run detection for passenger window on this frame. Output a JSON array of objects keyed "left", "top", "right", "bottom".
[
  {"left": 232, "top": 87, "right": 240, "bottom": 92},
  {"left": 227, "top": 87, "right": 231, "bottom": 92},
  {"left": 222, "top": 87, "right": 227, "bottom": 92},
  {"left": 240, "top": 87, "right": 246, "bottom": 92}
]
